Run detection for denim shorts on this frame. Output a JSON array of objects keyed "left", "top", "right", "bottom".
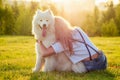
[{"left": 83, "top": 51, "right": 107, "bottom": 71}]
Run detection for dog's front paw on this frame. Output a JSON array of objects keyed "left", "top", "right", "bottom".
[{"left": 32, "top": 68, "right": 39, "bottom": 73}]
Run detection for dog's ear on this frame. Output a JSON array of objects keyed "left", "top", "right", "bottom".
[
  {"left": 36, "top": 9, "right": 42, "bottom": 14},
  {"left": 45, "top": 9, "right": 54, "bottom": 16}
]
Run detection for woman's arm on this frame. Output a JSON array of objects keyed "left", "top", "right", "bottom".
[{"left": 39, "top": 41, "right": 55, "bottom": 57}]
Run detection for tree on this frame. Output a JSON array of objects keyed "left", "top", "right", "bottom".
[
  {"left": 101, "top": 1, "right": 115, "bottom": 23},
  {"left": 82, "top": 14, "right": 97, "bottom": 36},
  {"left": 93, "top": 6, "right": 101, "bottom": 36},
  {"left": 101, "top": 19, "right": 118, "bottom": 36},
  {"left": 12, "top": 1, "right": 19, "bottom": 19},
  {"left": 0, "top": 2, "right": 15, "bottom": 35},
  {"left": 0, "top": 0, "right": 2, "bottom": 7},
  {"left": 0, "top": 6, "right": 5, "bottom": 34},
  {"left": 15, "top": 3, "right": 33, "bottom": 35},
  {"left": 29, "top": 1, "right": 39, "bottom": 15},
  {"left": 115, "top": 4, "right": 120, "bottom": 35},
  {"left": 4, "top": 6, "right": 15, "bottom": 35}
]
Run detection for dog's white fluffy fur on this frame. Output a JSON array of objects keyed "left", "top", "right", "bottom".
[{"left": 32, "top": 9, "right": 87, "bottom": 73}]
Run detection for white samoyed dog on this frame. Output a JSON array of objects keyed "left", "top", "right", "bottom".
[{"left": 32, "top": 9, "right": 86, "bottom": 73}]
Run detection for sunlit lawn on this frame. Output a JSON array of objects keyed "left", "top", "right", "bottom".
[{"left": 0, "top": 36, "right": 120, "bottom": 80}]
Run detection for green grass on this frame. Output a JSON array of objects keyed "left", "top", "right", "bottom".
[{"left": 0, "top": 36, "right": 120, "bottom": 80}]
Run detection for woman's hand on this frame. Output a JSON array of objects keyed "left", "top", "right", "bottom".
[{"left": 38, "top": 41, "right": 55, "bottom": 57}]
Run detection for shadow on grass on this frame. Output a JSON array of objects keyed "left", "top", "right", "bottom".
[{"left": 29, "top": 70, "right": 115, "bottom": 80}]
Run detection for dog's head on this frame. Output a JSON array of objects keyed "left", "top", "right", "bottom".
[{"left": 32, "top": 9, "right": 55, "bottom": 38}]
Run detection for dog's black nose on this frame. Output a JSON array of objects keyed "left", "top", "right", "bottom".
[{"left": 43, "top": 24, "right": 46, "bottom": 27}]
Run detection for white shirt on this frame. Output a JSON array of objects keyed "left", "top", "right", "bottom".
[{"left": 51, "top": 27, "right": 98, "bottom": 64}]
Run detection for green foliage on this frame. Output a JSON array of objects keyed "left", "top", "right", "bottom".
[
  {"left": 0, "top": 1, "right": 120, "bottom": 36},
  {"left": 0, "top": 4, "right": 15, "bottom": 35},
  {"left": 82, "top": 7, "right": 101, "bottom": 36},
  {"left": 83, "top": 1, "right": 120, "bottom": 36},
  {"left": 0, "top": 7, "right": 5, "bottom": 35},
  {"left": 0, "top": 1, "right": 39, "bottom": 35},
  {"left": 101, "top": 2, "right": 115, "bottom": 23},
  {"left": 115, "top": 4, "right": 120, "bottom": 34},
  {"left": 11, "top": 1, "right": 19, "bottom": 19},
  {"left": 0, "top": 36, "right": 120, "bottom": 80},
  {"left": 14, "top": 3, "right": 32, "bottom": 35},
  {"left": 82, "top": 15, "right": 97, "bottom": 36},
  {"left": 101, "top": 19, "right": 119, "bottom": 36}
]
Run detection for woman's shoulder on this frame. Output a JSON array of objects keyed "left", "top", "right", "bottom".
[
  {"left": 72, "top": 26, "right": 82, "bottom": 34},
  {"left": 72, "top": 27, "right": 82, "bottom": 39},
  {"left": 72, "top": 26, "right": 81, "bottom": 31},
  {"left": 73, "top": 26, "right": 86, "bottom": 35}
]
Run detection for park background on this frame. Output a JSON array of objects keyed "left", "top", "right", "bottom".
[
  {"left": 0, "top": 0, "right": 120, "bottom": 80},
  {"left": 0, "top": 0, "right": 120, "bottom": 36}
]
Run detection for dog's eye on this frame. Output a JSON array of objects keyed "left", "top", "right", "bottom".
[
  {"left": 40, "top": 20, "right": 42, "bottom": 21},
  {"left": 46, "top": 20, "right": 48, "bottom": 22}
]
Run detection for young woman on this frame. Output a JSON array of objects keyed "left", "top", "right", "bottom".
[{"left": 38, "top": 17, "right": 107, "bottom": 72}]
